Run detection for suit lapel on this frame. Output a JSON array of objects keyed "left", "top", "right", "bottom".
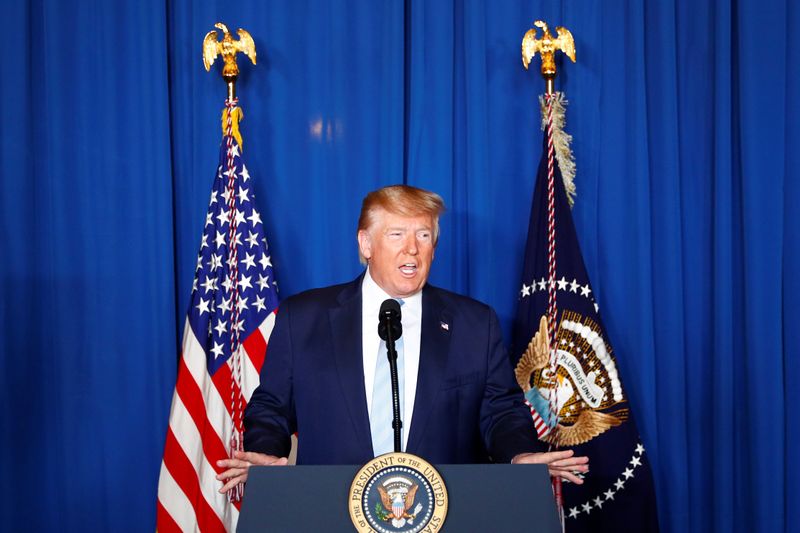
[
  {"left": 328, "top": 276, "right": 373, "bottom": 458},
  {"left": 407, "top": 285, "right": 452, "bottom": 453}
]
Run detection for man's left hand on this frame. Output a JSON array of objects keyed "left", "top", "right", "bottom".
[{"left": 511, "top": 449, "right": 589, "bottom": 485}]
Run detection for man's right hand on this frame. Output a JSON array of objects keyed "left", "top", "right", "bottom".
[{"left": 216, "top": 451, "right": 289, "bottom": 494}]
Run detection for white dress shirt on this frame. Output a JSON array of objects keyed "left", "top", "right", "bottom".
[{"left": 361, "top": 268, "right": 421, "bottom": 450}]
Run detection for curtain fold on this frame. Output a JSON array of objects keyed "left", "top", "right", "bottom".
[
  {"left": 0, "top": 1, "right": 797, "bottom": 531},
  {"left": 0, "top": 1, "right": 177, "bottom": 531}
]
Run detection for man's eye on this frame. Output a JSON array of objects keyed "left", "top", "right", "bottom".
[
  {"left": 418, "top": 232, "right": 431, "bottom": 240},
  {"left": 388, "top": 232, "right": 402, "bottom": 238}
]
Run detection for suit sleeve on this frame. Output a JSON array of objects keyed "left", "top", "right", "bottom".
[
  {"left": 480, "top": 308, "right": 544, "bottom": 462},
  {"left": 243, "top": 299, "right": 296, "bottom": 457}
]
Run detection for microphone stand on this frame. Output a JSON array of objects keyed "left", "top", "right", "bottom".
[{"left": 384, "top": 327, "right": 403, "bottom": 453}]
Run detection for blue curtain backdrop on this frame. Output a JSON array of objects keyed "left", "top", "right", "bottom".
[{"left": 0, "top": 1, "right": 797, "bottom": 532}]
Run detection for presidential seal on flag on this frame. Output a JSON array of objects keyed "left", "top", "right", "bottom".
[{"left": 515, "top": 312, "right": 628, "bottom": 447}]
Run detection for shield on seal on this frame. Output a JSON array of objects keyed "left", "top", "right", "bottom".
[{"left": 392, "top": 494, "right": 404, "bottom": 519}]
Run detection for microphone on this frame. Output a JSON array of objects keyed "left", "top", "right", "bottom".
[
  {"left": 377, "top": 299, "right": 403, "bottom": 453},
  {"left": 378, "top": 299, "right": 402, "bottom": 345}
]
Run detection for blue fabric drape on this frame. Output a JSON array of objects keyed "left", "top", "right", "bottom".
[
  {"left": 0, "top": 1, "right": 176, "bottom": 531},
  {"left": 1, "top": 1, "right": 797, "bottom": 532}
]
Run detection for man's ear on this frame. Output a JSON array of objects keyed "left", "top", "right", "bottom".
[{"left": 357, "top": 229, "right": 372, "bottom": 260}]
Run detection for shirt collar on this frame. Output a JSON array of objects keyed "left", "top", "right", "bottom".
[{"left": 362, "top": 268, "right": 422, "bottom": 316}]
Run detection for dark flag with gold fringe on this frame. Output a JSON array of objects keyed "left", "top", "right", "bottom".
[{"left": 511, "top": 92, "right": 659, "bottom": 531}]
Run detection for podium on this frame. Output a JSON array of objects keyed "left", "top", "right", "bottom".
[{"left": 238, "top": 464, "right": 560, "bottom": 532}]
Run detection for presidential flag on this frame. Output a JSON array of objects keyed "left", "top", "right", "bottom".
[
  {"left": 512, "top": 93, "right": 659, "bottom": 531},
  {"left": 157, "top": 100, "right": 279, "bottom": 532}
]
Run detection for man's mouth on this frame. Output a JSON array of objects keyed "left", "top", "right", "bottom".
[{"left": 399, "top": 263, "right": 417, "bottom": 275}]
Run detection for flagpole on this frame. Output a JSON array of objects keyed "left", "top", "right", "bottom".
[
  {"left": 521, "top": 19, "right": 576, "bottom": 532},
  {"left": 202, "top": 22, "right": 259, "bottom": 504}
]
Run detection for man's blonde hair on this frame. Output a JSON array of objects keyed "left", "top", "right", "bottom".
[{"left": 357, "top": 185, "right": 446, "bottom": 265}]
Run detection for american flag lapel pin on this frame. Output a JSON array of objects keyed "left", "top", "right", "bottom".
[{"left": 440, "top": 321, "right": 449, "bottom": 331}]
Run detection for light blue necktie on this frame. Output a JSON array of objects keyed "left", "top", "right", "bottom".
[{"left": 370, "top": 300, "right": 405, "bottom": 456}]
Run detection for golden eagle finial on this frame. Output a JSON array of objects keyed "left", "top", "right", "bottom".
[
  {"left": 522, "top": 21, "right": 575, "bottom": 93},
  {"left": 203, "top": 22, "right": 257, "bottom": 80}
]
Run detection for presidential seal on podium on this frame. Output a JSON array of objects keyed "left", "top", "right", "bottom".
[{"left": 349, "top": 453, "right": 448, "bottom": 533}]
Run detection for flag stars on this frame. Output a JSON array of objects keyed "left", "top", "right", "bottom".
[
  {"left": 196, "top": 297, "right": 210, "bottom": 315},
  {"left": 229, "top": 143, "right": 240, "bottom": 159},
  {"left": 240, "top": 164, "right": 250, "bottom": 182},
  {"left": 570, "top": 279, "right": 580, "bottom": 293},
  {"left": 604, "top": 489, "right": 616, "bottom": 501},
  {"left": 248, "top": 208, "right": 262, "bottom": 227},
  {"left": 239, "top": 274, "right": 253, "bottom": 291},
  {"left": 242, "top": 252, "right": 256, "bottom": 271},
  {"left": 259, "top": 253, "right": 272, "bottom": 270},
  {"left": 238, "top": 186, "right": 250, "bottom": 204},
  {"left": 200, "top": 234, "right": 209, "bottom": 249},
  {"left": 581, "top": 284, "right": 592, "bottom": 297},
  {"left": 223, "top": 166, "right": 237, "bottom": 180},
  {"left": 614, "top": 479, "right": 626, "bottom": 490},
  {"left": 221, "top": 187, "right": 234, "bottom": 204},
  {"left": 246, "top": 231, "right": 259, "bottom": 248},
  {"left": 630, "top": 456, "right": 642, "bottom": 468},
  {"left": 557, "top": 277, "right": 568, "bottom": 290},
  {"left": 213, "top": 319, "right": 227, "bottom": 337},
  {"left": 219, "top": 297, "right": 232, "bottom": 315},
  {"left": 622, "top": 468, "right": 634, "bottom": 480},
  {"left": 257, "top": 274, "right": 270, "bottom": 291},
  {"left": 538, "top": 278, "right": 547, "bottom": 291},
  {"left": 210, "top": 253, "right": 223, "bottom": 272},
  {"left": 581, "top": 502, "right": 592, "bottom": 514},
  {"left": 233, "top": 209, "right": 246, "bottom": 228},
  {"left": 200, "top": 276, "right": 217, "bottom": 294},
  {"left": 568, "top": 508, "right": 579, "bottom": 518},
  {"left": 215, "top": 231, "right": 227, "bottom": 249},
  {"left": 254, "top": 295, "right": 266, "bottom": 313},
  {"left": 222, "top": 277, "right": 233, "bottom": 293},
  {"left": 210, "top": 341, "right": 225, "bottom": 359},
  {"left": 205, "top": 212, "right": 214, "bottom": 227},
  {"left": 593, "top": 496, "right": 604, "bottom": 509},
  {"left": 216, "top": 208, "right": 230, "bottom": 226},
  {"left": 521, "top": 283, "right": 531, "bottom": 297},
  {"left": 636, "top": 443, "right": 645, "bottom": 455},
  {"left": 236, "top": 297, "right": 249, "bottom": 312}
]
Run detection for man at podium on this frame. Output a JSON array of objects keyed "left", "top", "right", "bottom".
[{"left": 218, "top": 185, "right": 587, "bottom": 494}]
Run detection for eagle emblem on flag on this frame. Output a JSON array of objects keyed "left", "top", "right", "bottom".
[{"left": 514, "top": 313, "right": 628, "bottom": 446}]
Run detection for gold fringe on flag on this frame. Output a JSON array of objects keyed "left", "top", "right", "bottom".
[{"left": 539, "top": 92, "right": 576, "bottom": 206}]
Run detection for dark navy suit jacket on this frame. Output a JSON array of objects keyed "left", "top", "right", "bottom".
[{"left": 244, "top": 274, "right": 540, "bottom": 465}]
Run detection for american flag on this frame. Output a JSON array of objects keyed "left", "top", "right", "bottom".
[{"left": 157, "top": 109, "right": 279, "bottom": 532}]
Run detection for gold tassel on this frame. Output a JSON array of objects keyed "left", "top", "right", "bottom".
[
  {"left": 221, "top": 106, "right": 244, "bottom": 150},
  {"left": 540, "top": 92, "right": 576, "bottom": 206}
]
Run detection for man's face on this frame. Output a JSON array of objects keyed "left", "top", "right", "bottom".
[{"left": 358, "top": 209, "right": 436, "bottom": 299}]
